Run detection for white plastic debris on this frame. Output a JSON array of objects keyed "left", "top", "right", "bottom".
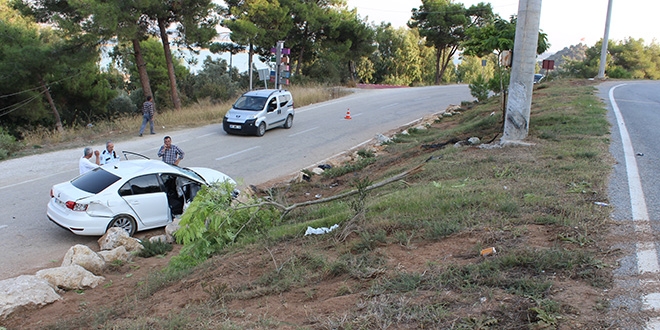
[
  {"left": 305, "top": 224, "right": 339, "bottom": 236},
  {"left": 594, "top": 202, "right": 609, "bottom": 207}
]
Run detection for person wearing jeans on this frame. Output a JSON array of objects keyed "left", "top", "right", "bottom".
[{"left": 139, "top": 95, "right": 155, "bottom": 136}]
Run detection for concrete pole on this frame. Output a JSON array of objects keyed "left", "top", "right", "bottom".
[
  {"left": 501, "top": 0, "right": 542, "bottom": 143},
  {"left": 596, "top": 0, "right": 613, "bottom": 79}
]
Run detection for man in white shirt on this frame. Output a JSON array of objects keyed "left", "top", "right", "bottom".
[
  {"left": 79, "top": 147, "right": 100, "bottom": 175},
  {"left": 100, "top": 140, "right": 120, "bottom": 165}
]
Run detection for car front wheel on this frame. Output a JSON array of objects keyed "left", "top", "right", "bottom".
[
  {"left": 256, "top": 122, "right": 266, "bottom": 136},
  {"left": 108, "top": 215, "right": 137, "bottom": 236}
]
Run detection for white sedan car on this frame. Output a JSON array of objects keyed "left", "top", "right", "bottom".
[{"left": 47, "top": 159, "right": 236, "bottom": 236}]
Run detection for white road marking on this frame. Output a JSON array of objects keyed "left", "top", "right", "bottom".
[
  {"left": 380, "top": 103, "right": 399, "bottom": 109},
  {"left": 0, "top": 170, "right": 74, "bottom": 191},
  {"left": 610, "top": 84, "right": 650, "bottom": 221},
  {"left": 637, "top": 243, "right": 660, "bottom": 274},
  {"left": 646, "top": 318, "right": 660, "bottom": 329},
  {"left": 288, "top": 127, "right": 319, "bottom": 137},
  {"left": 198, "top": 133, "right": 215, "bottom": 138},
  {"left": 0, "top": 225, "right": 7, "bottom": 230},
  {"left": 644, "top": 293, "right": 660, "bottom": 311},
  {"left": 215, "top": 146, "right": 261, "bottom": 161}
]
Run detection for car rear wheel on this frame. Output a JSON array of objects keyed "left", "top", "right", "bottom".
[
  {"left": 256, "top": 122, "right": 266, "bottom": 136},
  {"left": 283, "top": 115, "right": 293, "bottom": 129},
  {"left": 108, "top": 215, "right": 137, "bottom": 236}
]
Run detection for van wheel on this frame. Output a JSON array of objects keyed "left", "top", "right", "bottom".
[
  {"left": 283, "top": 115, "right": 293, "bottom": 129},
  {"left": 256, "top": 122, "right": 266, "bottom": 136},
  {"left": 107, "top": 215, "right": 137, "bottom": 236}
]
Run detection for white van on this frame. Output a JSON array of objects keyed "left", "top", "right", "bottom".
[{"left": 223, "top": 89, "right": 294, "bottom": 136}]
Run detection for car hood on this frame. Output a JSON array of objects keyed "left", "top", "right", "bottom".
[
  {"left": 188, "top": 167, "right": 236, "bottom": 186},
  {"left": 226, "top": 109, "right": 260, "bottom": 120}
]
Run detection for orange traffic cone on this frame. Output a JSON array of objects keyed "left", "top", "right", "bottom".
[{"left": 345, "top": 109, "right": 352, "bottom": 120}]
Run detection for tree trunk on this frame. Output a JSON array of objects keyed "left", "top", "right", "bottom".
[
  {"left": 295, "top": 45, "right": 305, "bottom": 77},
  {"left": 132, "top": 39, "right": 153, "bottom": 99},
  {"left": 158, "top": 17, "right": 182, "bottom": 111},
  {"left": 434, "top": 48, "right": 442, "bottom": 85},
  {"left": 38, "top": 75, "right": 63, "bottom": 133}
]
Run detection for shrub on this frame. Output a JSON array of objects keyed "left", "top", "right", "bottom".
[
  {"left": 0, "top": 128, "right": 23, "bottom": 160},
  {"left": 468, "top": 75, "right": 490, "bottom": 102},
  {"left": 106, "top": 92, "right": 138, "bottom": 116},
  {"left": 137, "top": 239, "right": 173, "bottom": 258}
]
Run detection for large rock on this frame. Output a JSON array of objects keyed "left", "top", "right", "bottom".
[
  {"left": 98, "top": 227, "right": 143, "bottom": 252},
  {"left": 36, "top": 265, "right": 105, "bottom": 290},
  {"left": 61, "top": 244, "right": 106, "bottom": 275},
  {"left": 97, "top": 246, "right": 133, "bottom": 264},
  {"left": 165, "top": 218, "right": 181, "bottom": 243},
  {"left": 0, "top": 275, "right": 60, "bottom": 318}
]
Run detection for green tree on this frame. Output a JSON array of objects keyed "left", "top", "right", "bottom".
[
  {"left": 179, "top": 56, "right": 241, "bottom": 103},
  {"left": 462, "top": 15, "right": 548, "bottom": 113},
  {"left": 223, "top": 0, "right": 292, "bottom": 88},
  {"left": 457, "top": 54, "right": 496, "bottom": 84},
  {"left": 383, "top": 28, "right": 422, "bottom": 86},
  {"left": 278, "top": 0, "right": 342, "bottom": 77},
  {"left": 562, "top": 38, "right": 660, "bottom": 80},
  {"left": 2, "top": 0, "right": 114, "bottom": 132},
  {"left": 369, "top": 23, "right": 400, "bottom": 84},
  {"left": 409, "top": 0, "right": 494, "bottom": 85},
  {"left": 147, "top": 0, "right": 219, "bottom": 111},
  {"left": 14, "top": 0, "right": 157, "bottom": 100},
  {"left": 113, "top": 38, "right": 190, "bottom": 109}
]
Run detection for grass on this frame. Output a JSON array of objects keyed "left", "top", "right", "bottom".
[{"left": 14, "top": 79, "right": 619, "bottom": 329}]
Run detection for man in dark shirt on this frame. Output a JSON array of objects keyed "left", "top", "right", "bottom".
[{"left": 139, "top": 95, "right": 155, "bottom": 137}]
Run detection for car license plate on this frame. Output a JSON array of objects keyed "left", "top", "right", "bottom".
[
  {"left": 229, "top": 124, "right": 241, "bottom": 129},
  {"left": 55, "top": 198, "right": 66, "bottom": 208}
]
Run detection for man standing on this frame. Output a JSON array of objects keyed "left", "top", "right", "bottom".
[
  {"left": 79, "top": 147, "right": 100, "bottom": 174},
  {"left": 157, "top": 136, "right": 184, "bottom": 166},
  {"left": 139, "top": 95, "right": 155, "bottom": 137},
  {"left": 100, "top": 140, "right": 120, "bottom": 165}
]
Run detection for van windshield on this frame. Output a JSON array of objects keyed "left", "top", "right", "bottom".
[{"left": 233, "top": 96, "right": 267, "bottom": 111}]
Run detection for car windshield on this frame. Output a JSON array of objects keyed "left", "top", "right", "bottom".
[
  {"left": 71, "top": 167, "right": 121, "bottom": 194},
  {"left": 233, "top": 96, "right": 267, "bottom": 111},
  {"left": 169, "top": 164, "right": 205, "bottom": 183}
]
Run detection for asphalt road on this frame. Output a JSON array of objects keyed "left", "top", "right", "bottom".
[
  {"left": 598, "top": 80, "right": 660, "bottom": 328},
  {"left": 0, "top": 85, "right": 473, "bottom": 281}
]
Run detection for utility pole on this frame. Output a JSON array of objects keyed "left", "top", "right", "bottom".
[
  {"left": 501, "top": 0, "right": 542, "bottom": 143},
  {"left": 596, "top": 0, "right": 613, "bottom": 79}
]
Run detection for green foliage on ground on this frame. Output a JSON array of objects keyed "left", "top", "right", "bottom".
[
  {"left": 136, "top": 239, "right": 173, "bottom": 258},
  {"left": 170, "top": 181, "right": 281, "bottom": 270}
]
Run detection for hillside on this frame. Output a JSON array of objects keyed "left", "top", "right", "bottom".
[
  {"left": 2, "top": 79, "right": 640, "bottom": 329},
  {"left": 541, "top": 43, "right": 589, "bottom": 71}
]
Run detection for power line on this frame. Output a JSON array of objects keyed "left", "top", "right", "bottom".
[
  {"left": 0, "top": 90, "right": 46, "bottom": 118},
  {"left": 0, "top": 71, "right": 83, "bottom": 99}
]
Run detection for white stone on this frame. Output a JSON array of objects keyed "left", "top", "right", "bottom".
[
  {"left": 97, "top": 246, "right": 132, "bottom": 264},
  {"left": 149, "top": 235, "right": 169, "bottom": 243},
  {"left": 0, "top": 275, "right": 61, "bottom": 318},
  {"left": 61, "top": 244, "right": 106, "bottom": 275},
  {"left": 36, "top": 265, "right": 105, "bottom": 290},
  {"left": 98, "top": 227, "right": 143, "bottom": 252},
  {"left": 468, "top": 137, "right": 481, "bottom": 145}
]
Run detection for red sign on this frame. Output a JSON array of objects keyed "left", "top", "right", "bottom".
[{"left": 542, "top": 60, "right": 554, "bottom": 70}]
